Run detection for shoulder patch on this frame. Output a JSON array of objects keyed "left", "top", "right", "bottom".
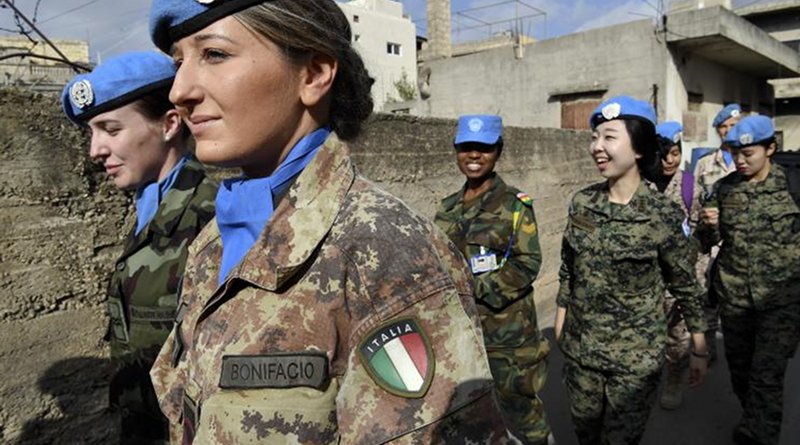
[
  {"left": 358, "top": 318, "right": 434, "bottom": 398},
  {"left": 515, "top": 192, "right": 533, "bottom": 207}
]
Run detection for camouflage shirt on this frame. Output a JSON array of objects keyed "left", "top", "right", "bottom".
[
  {"left": 695, "top": 164, "right": 800, "bottom": 310},
  {"left": 108, "top": 157, "right": 217, "bottom": 363},
  {"left": 691, "top": 149, "right": 736, "bottom": 219},
  {"left": 150, "top": 134, "right": 513, "bottom": 444},
  {"left": 434, "top": 174, "right": 548, "bottom": 355},
  {"left": 556, "top": 181, "right": 707, "bottom": 374}
]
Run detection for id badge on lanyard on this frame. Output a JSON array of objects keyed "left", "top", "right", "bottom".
[{"left": 470, "top": 246, "right": 498, "bottom": 275}]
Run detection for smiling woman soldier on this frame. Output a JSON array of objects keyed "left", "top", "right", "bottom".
[{"left": 61, "top": 51, "right": 217, "bottom": 444}]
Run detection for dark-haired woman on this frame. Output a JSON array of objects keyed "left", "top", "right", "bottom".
[
  {"left": 147, "top": 1, "right": 511, "bottom": 443},
  {"left": 61, "top": 51, "right": 217, "bottom": 444},
  {"left": 554, "top": 97, "right": 708, "bottom": 444},
  {"left": 697, "top": 115, "right": 800, "bottom": 445}
]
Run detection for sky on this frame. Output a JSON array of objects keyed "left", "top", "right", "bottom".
[{"left": 0, "top": 0, "right": 779, "bottom": 63}]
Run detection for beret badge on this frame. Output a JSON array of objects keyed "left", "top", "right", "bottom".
[
  {"left": 69, "top": 79, "right": 94, "bottom": 109},
  {"left": 673, "top": 132, "right": 681, "bottom": 143},
  {"left": 196, "top": 0, "right": 217, "bottom": 4},
  {"left": 730, "top": 109, "right": 740, "bottom": 118},
  {"left": 601, "top": 102, "right": 621, "bottom": 121},
  {"left": 739, "top": 133, "right": 754, "bottom": 145},
  {"left": 468, "top": 118, "right": 484, "bottom": 133}
]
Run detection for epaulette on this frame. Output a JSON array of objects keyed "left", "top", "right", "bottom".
[{"left": 515, "top": 192, "right": 533, "bottom": 207}]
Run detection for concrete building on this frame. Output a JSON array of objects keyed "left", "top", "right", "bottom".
[
  {"left": 0, "top": 37, "right": 89, "bottom": 92},
  {"left": 338, "top": 0, "right": 418, "bottom": 111},
  {"left": 739, "top": 0, "right": 800, "bottom": 150},
  {"left": 391, "top": 1, "right": 800, "bottom": 160}
]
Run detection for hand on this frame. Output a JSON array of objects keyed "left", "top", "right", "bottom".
[
  {"left": 700, "top": 207, "right": 719, "bottom": 226},
  {"left": 689, "top": 354, "right": 708, "bottom": 387}
]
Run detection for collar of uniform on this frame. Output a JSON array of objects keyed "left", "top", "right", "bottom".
[
  {"left": 120, "top": 156, "right": 206, "bottom": 256},
  {"left": 715, "top": 149, "right": 736, "bottom": 172},
  {"left": 585, "top": 180, "right": 652, "bottom": 222},
  {"left": 233, "top": 132, "right": 355, "bottom": 291},
  {"left": 149, "top": 157, "right": 207, "bottom": 236}
]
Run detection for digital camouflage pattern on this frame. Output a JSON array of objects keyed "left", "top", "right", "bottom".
[
  {"left": 556, "top": 181, "right": 707, "bottom": 443},
  {"left": 434, "top": 174, "right": 551, "bottom": 445},
  {"left": 150, "top": 134, "right": 516, "bottom": 444},
  {"left": 654, "top": 170, "right": 694, "bottom": 365},
  {"left": 107, "top": 157, "right": 217, "bottom": 444},
  {"left": 695, "top": 164, "right": 800, "bottom": 444}
]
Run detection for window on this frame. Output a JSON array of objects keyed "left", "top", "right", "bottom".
[
  {"left": 353, "top": 15, "right": 359, "bottom": 23},
  {"left": 387, "top": 42, "right": 401, "bottom": 55},
  {"left": 556, "top": 92, "right": 604, "bottom": 130}
]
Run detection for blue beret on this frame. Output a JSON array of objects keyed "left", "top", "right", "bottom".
[
  {"left": 724, "top": 115, "right": 774, "bottom": 149},
  {"left": 455, "top": 115, "right": 502, "bottom": 145},
  {"left": 712, "top": 103, "right": 741, "bottom": 128},
  {"left": 150, "top": 0, "right": 266, "bottom": 53},
  {"left": 589, "top": 96, "right": 656, "bottom": 130},
  {"left": 61, "top": 51, "right": 175, "bottom": 124},
  {"left": 656, "top": 121, "right": 682, "bottom": 144}
]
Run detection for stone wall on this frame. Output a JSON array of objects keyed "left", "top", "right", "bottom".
[{"left": 0, "top": 89, "right": 596, "bottom": 443}]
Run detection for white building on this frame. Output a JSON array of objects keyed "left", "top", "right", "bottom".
[{"left": 338, "top": 0, "right": 418, "bottom": 111}]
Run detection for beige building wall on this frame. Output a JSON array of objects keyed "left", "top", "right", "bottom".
[{"left": 339, "top": 0, "right": 418, "bottom": 111}]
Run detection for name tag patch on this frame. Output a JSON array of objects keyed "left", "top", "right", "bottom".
[
  {"left": 570, "top": 214, "right": 596, "bottom": 233},
  {"left": 219, "top": 353, "right": 329, "bottom": 390}
]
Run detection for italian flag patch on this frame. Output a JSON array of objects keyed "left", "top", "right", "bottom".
[{"left": 358, "top": 318, "right": 434, "bottom": 398}]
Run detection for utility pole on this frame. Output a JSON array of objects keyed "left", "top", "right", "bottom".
[{"left": 1, "top": 0, "right": 81, "bottom": 73}]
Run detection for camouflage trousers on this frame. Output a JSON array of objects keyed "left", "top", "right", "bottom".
[
  {"left": 109, "top": 358, "right": 169, "bottom": 445},
  {"left": 720, "top": 301, "right": 800, "bottom": 445},
  {"left": 663, "top": 295, "right": 690, "bottom": 365},
  {"left": 563, "top": 358, "right": 660, "bottom": 445},
  {"left": 488, "top": 340, "right": 551, "bottom": 445}
]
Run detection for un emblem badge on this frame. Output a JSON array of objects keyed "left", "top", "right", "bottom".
[{"left": 69, "top": 79, "right": 94, "bottom": 109}]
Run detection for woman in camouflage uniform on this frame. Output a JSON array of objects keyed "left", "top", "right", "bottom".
[
  {"left": 435, "top": 115, "right": 552, "bottom": 445},
  {"left": 653, "top": 121, "right": 697, "bottom": 410},
  {"left": 147, "top": 1, "right": 513, "bottom": 443},
  {"left": 61, "top": 52, "right": 217, "bottom": 444},
  {"left": 697, "top": 115, "right": 800, "bottom": 445},
  {"left": 554, "top": 96, "right": 709, "bottom": 444}
]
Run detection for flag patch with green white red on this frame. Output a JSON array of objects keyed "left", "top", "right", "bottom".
[{"left": 358, "top": 318, "right": 434, "bottom": 398}]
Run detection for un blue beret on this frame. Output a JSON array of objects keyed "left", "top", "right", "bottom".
[
  {"left": 724, "top": 115, "right": 774, "bottom": 149},
  {"left": 589, "top": 96, "right": 656, "bottom": 130},
  {"left": 656, "top": 121, "right": 682, "bottom": 144},
  {"left": 712, "top": 103, "right": 741, "bottom": 128},
  {"left": 61, "top": 51, "right": 175, "bottom": 124},
  {"left": 150, "top": 0, "right": 266, "bottom": 53},
  {"left": 455, "top": 115, "right": 502, "bottom": 145}
]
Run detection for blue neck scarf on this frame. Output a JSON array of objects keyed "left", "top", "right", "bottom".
[
  {"left": 134, "top": 155, "right": 189, "bottom": 236},
  {"left": 216, "top": 127, "right": 330, "bottom": 284},
  {"left": 722, "top": 150, "right": 733, "bottom": 167}
]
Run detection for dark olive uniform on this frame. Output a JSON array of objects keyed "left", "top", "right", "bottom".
[{"left": 435, "top": 174, "right": 551, "bottom": 445}]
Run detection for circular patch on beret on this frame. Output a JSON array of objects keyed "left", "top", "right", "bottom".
[
  {"left": 730, "top": 109, "right": 740, "bottom": 118},
  {"left": 69, "top": 79, "right": 94, "bottom": 109},
  {"left": 739, "top": 133, "right": 753, "bottom": 145},
  {"left": 601, "top": 102, "right": 621, "bottom": 121},
  {"left": 468, "top": 118, "right": 483, "bottom": 133}
]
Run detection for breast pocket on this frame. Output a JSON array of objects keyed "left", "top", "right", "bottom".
[
  {"left": 611, "top": 247, "right": 658, "bottom": 293},
  {"left": 766, "top": 203, "right": 800, "bottom": 242},
  {"left": 195, "top": 382, "right": 340, "bottom": 444},
  {"left": 465, "top": 219, "right": 511, "bottom": 258}
]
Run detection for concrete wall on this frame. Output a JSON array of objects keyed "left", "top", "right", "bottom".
[
  {"left": 414, "top": 20, "right": 666, "bottom": 128},
  {"left": 340, "top": 0, "right": 418, "bottom": 110},
  {"left": 0, "top": 89, "right": 598, "bottom": 443}
]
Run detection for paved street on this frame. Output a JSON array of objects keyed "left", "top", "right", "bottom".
[{"left": 538, "top": 328, "right": 800, "bottom": 445}]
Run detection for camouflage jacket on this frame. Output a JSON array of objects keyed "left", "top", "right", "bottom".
[
  {"left": 108, "top": 157, "right": 217, "bottom": 364},
  {"left": 150, "top": 134, "right": 513, "bottom": 444},
  {"left": 556, "top": 181, "right": 707, "bottom": 374},
  {"left": 695, "top": 164, "right": 800, "bottom": 310},
  {"left": 434, "top": 174, "right": 548, "bottom": 360},
  {"left": 691, "top": 149, "right": 735, "bottom": 222}
]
